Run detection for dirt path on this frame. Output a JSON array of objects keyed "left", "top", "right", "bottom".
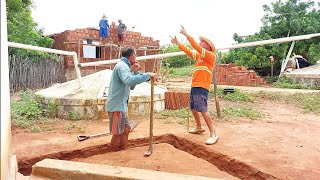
[{"left": 11, "top": 80, "right": 320, "bottom": 179}]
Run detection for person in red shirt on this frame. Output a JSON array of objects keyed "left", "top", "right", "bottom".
[{"left": 171, "top": 26, "right": 218, "bottom": 145}]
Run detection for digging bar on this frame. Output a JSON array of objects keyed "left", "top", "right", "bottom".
[{"left": 144, "top": 78, "right": 155, "bottom": 156}]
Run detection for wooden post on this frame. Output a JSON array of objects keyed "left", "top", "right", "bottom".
[
  {"left": 269, "top": 56, "right": 274, "bottom": 77},
  {"left": 212, "top": 65, "right": 221, "bottom": 117},
  {"left": 147, "top": 78, "right": 154, "bottom": 154}
]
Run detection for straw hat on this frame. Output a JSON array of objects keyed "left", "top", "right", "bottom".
[{"left": 199, "top": 36, "right": 215, "bottom": 52}]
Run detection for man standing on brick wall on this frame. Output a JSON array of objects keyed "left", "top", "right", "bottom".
[
  {"left": 171, "top": 26, "right": 219, "bottom": 145},
  {"left": 106, "top": 46, "right": 157, "bottom": 151},
  {"left": 117, "top": 19, "right": 127, "bottom": 46},
  {"left": 99, "top": 14, "right": 110, "bottom": 44}
]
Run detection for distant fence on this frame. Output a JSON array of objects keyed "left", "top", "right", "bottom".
[{"left": 9, "top": 55, "right": 66, "bottom": 92}]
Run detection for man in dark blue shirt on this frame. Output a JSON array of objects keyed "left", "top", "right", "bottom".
[{"left": 99, "top": 14, "right": 110, "bottom": 44}]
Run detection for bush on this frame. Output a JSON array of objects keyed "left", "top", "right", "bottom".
[
  {"left": 161, "top": 42, "right": 194, "bottom": 68},
  {"left": 11, "top": 90, "right": 44, "bottom": 128}
]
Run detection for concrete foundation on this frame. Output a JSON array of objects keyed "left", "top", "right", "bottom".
[
  {"left": 30, "top": 159, "right": 220, "bottom": 180},
  {"left": 36, "top": 69, "right": 167, "bottom": 120},
  {"left": 283, "top": 64, "right": 320, "bottom": 86}
]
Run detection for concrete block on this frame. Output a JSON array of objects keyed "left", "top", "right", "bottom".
[{"left": 31, "top": 159, "right": 220, "bottom": 180}]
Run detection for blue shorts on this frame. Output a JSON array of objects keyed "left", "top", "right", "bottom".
[
  {"left": 99, "top": 28, "right": 108, "bottom": 38},
  {"left": 190, "top": 87, "right": 209, "bottom": 112},
  {"left": 108, "top": 112, "right": 130, "bottom": 135}
]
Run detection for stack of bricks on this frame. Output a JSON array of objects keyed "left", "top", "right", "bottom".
[
  {"left": 165, "top": 91, "right": 190, "bottom": 110},
  {"left": 215, "top": 63, "right": 265, "bottom": 86},
  {"left": 50, "top": 22, "right": 160, "bottom": 72}
]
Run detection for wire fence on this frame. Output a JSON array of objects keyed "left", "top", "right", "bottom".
[{"left": 9, "top": 55, "right": 66, "bottom": 92}]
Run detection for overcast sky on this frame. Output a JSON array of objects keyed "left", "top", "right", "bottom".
[{"left": 32, "top": 0, "right": 281, "bottom": 48}]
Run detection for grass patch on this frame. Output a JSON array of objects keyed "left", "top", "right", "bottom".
[
  {"left": 168, "top": 65, "right": 193, "bottom": 78},
  {"left": 69, "top": 111, "right": 81, "bottom": 121},
  {"left": 254, "top": 92, "right": 320, "bottom": 115},
  {"left": 156, "top": 109, "right": 191, "bottom": 125},
  {"left": 157, "top": 109, "right": 190, "bottom": 118},
  {"left": 221, "top": 107, "right": 263, "bottom": 120},
  {"left": 273, "top": 77, "right": 320, "bottom": 90},
  {"left": 210, "top": 87, "right": 253, "bottom": 102}
]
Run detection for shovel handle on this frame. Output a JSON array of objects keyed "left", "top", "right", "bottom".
[
  {"left": 77, "top": 135, "right": 90, "bottom": 141},
  {"left": 77, "top": 132, "right": 110, "bottom": 141}
]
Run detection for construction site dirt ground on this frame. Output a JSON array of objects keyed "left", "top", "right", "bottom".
[{"left": 12, "top": 79, "right": 320, "bottom": 180}]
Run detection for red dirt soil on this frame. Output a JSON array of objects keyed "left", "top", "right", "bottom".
[
  {"left": 73, "top": 143, "right": 238, "bottom": 179},
  {"left": 11, "top": 79, "right": 320, "bottom": 179}
]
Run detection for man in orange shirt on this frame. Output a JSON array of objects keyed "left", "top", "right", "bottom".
[{"left": 171, "top": 26, "right": 218, "bottom": 145}]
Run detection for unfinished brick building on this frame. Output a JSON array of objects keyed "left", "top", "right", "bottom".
[
  {"left": 50, "top": 22, "right": 160, "bottom": 80},
  {"left": 49, "top": 22, "right": 265, "bottom": 86}
]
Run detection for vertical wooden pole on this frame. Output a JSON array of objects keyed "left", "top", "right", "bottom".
[
  {"left": 147, "top": 78, "right": 154, "bottom": 154},
  {"left": 213, "top": 65, "right": 221, "bottom": 117}
]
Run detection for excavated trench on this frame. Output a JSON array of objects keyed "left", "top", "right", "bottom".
[{"left": 18, "top": 134, "right": 278, "bottom": 180}]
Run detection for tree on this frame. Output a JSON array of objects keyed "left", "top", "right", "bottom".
[
  {"left": 160, "top": 40, "right": 193, "bottom": 68},
  {"left": 224, "top": 0, "right": 320, "bottom": 70},
  {"left": 6, "top": 0, "right": 54, "bottom": 56}
]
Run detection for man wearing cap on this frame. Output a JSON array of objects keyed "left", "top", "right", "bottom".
[
  {"left": 99, "top": 14, "right": 110, "bottom": 44},
  {"left": 171, "top": 26, "right": 219, "bottom": 145}
]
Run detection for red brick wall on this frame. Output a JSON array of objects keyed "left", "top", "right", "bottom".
[
  {"left": 51, "top": 22, "right": 160, "bottom": 73},
  {"left": 216, "top": 63, "right": 265, "bottom": 86}
]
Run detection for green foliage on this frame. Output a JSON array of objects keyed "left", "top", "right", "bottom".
[
  {"left": 69, "top": 111, "right": 81, "bottom": 121},
  {"left": 7, "top": 0, "right": 54, "bottom": 57},
  {"left": 168, "top": 65, "right": 194, "bottom": 78},
  {"left": 309, "top": 44, "right": 320, "bottom": 64},
  {"left": 221, "top": 107, "right": 263, "bottom": 120},
  {"left": 46, "top": 98, "right": 58, "bottom": 117},
  {"left": 161, "top": 42, "right": 194, "bottom": 68},
  {"left": 274, "top": 77, "right": 320, "bottom": 90},
  {"left": 264, "top": 76, "right": 279, "bottom": 83},
  {"left": 223, "top": 0, "right": 320, "bottom": 70},
  {"left": 11, "top": 90, "right": 44, "bottom": 129}
]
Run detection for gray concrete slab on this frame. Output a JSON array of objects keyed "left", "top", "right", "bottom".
[{"left": 283, "top": 64, "right": 320, "bottom": 86}]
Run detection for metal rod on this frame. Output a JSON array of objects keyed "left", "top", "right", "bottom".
[
  {"left": 219, "top": 33, "right": 320, "bottom": 50},
  {"left": 79, "top": 33, "right": 320, "bottom": 67},
  {"left": 280, "top": 41, "right": 296, "bottom": 74}
]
